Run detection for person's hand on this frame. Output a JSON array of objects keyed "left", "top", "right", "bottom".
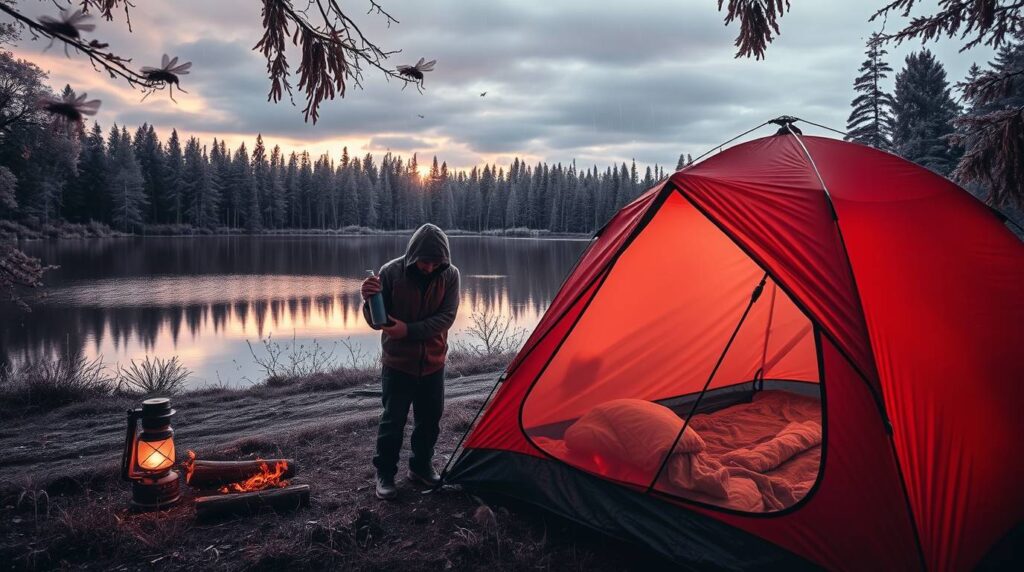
[
  {"left": 382, "top": 315, "right": 408, "bottom": 339},
  {"left": 361, "top": 275, "right": 381, "bottom": 300}
]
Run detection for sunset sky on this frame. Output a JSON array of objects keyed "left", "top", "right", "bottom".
[{"left": 6, "top": 1, "right": 994, "bottom": 171}]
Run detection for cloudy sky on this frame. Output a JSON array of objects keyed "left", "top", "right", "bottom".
[{"left": 5, "top": 1, "right": 995, "bottom": 171}]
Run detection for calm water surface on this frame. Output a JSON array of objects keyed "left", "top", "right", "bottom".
[{"left": 1, "top": 236, "right": 588, "bottom": 388}]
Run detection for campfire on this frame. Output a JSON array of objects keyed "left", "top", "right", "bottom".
[
  {"left": 217, "top": 459, "right": 290, "bottom": 494},
  {"left": 182, "top": 451, "right": 310, "bottom": 521},
  {"left": 121, "top": 398, "right": 310, "bottom": 520}
]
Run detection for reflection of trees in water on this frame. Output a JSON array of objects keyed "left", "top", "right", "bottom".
[{"left": 2, "top": 237, "right": 587, "bottom": 367}]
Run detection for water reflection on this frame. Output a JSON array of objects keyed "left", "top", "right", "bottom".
[{"left": 0, "top": 236, "right": 588, "bottom": 388}]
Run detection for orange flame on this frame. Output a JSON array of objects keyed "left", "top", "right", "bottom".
[
  {"left": 183, "top": 450, "right": 197, "bottom": 484},
  {"left": 218, "top": 460, "right": 290, "bottom": 494}
]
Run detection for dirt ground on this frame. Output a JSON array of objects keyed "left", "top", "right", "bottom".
[{"left": 0, "top": 372, "right": 673, "bottom": 571}]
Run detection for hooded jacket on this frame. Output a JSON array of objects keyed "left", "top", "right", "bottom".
[{"left": 363, "top": 224, "right": 460, "bottom": 376}]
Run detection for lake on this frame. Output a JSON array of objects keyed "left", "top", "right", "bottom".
[{"left": 0, "top": 235, "right": 590, "bottom": 389}]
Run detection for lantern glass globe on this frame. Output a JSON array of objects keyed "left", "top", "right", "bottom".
[{"left": 137, "top": 437, "right": 175, "bottom": 471}]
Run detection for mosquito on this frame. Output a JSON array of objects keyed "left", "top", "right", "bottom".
[
  {"left": 140, "top": 54, "right": 193, "bottom": 102},
  {"left": 397, "top": 58, "right": 436, "bottom": 91},
  {"left": 38, "top": 9, "right": 94, "bottom": 56},
  {"left": 38, "top": 85, "right": 101, "bottom": 132}
]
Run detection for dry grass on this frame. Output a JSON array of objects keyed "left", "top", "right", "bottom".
[
  {"left": 447, "top": 350, "right": 514, "bottom": 378},
  {"left": 0, "top": 354, "right": 115, "bottom": 412},
  {"left": 0, "top": 350, "right": 506, "bottom": 419}
]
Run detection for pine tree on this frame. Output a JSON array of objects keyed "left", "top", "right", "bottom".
[
  {"left": 76, "top": 122, "right": 107, "bottom": 222},
  {"left": 377, "top": 158, "right": 394, "bottom": 230},
  {"left": 284, "top": 152, "right": 299, "bottom": 228},
  {"left": 893, "top": 49, "right": 962, "bottom": 175},
  {"left": 183, "top": 137, "right": 219, "bottom": 228},
  {"left": 846, "top": 34, "right": 896, "bottom": 150},
  {"left": 404, "top": 154, "right": 424, "bottom": 227},
  {"left": 230, "top": 143, "right": 261, "bottom": 231},
  {"left": 338, "top": 157, "right": 358, "bottom": 226},
  {"left": 440, "top": 177, "right": 455, "bottom": 229},
  {"left": 18, "top": 89, "right": 78, "bottom": 227},
  {"left": 312, "top": 153, "right": 332, "bottom": 228},
  {"left": 426, "top": 156, "right": 442, "bottom": 222},
  {"left": 268, "top": 145, "right": 288, "bottom": 228},
  {"left": 643, "top": 165, "right": 655, "bottom": 190},
  {"left": 465, "top": 167, "right": 482, "bottom": 231},
  {"left": 163, "top": 129, "right": 184, "bottom": 224},
  {"left": 954, "top": 36, "right": 1024, "bottom": 210},
  {"left": 298, "top": 151, "right": 313, "bottom": 228},
  {"left": 358, "top": 162, "right": 378, "bottom": 228},
  {"left": 251, "top": 134, "right": 271, "bottom": 228},
  {"left": 107, "top": 125, "right": 148, "bottom": 232},
  {"left": 357, "top": 156, "right": 378, "bottom": 227},
  {"left": 133, "top": 123, "right": 165, "bottom": 223},
  {"left": 208, "top": 140, "right": 228, "bottom": 226}
]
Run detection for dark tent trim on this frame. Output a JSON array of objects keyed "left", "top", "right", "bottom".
[{"left": 447, "top": 448, "right": 819, "bottom": 570}]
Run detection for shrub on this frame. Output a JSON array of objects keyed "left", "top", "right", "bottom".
[
  {"left": 247, "top": 332, "right": 339, "bottom": 381},
  {"left": 142, "top": 223, "right": 196, "bottom": 236},
  {"left": 115, "top": 355, "right": 191, "bottom": 396},
  {"left": 452, "top": 310, "right": 527, "bottom": 357},
  {"left": 480, "top": 227, "right": 552, "bottom": 237},
  {"left": 86, "top": 220, "right": 116, "bottom": 237}
]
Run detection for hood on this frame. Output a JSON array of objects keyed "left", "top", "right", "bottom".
[{"left": 404, "top": 223, "right": 451, "bottom": 270}]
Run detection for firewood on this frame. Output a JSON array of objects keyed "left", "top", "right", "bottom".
[
  {"left": 194, "top": 484, "right": 310, "bottom": 521},
  {"left": 186, "top": 459, "right": 296, "bottom": 488}
]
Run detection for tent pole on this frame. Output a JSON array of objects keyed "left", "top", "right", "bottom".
[
  {"left": 684, "top": 121, "right": 773, "bottom": 169},
  {"left": 644, "top": 272, "right": 768, "bottom": 494}
]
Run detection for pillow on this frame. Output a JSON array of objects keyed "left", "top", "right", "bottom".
[{"left": 563, "top": 399, "right": 705, "bottom": 479}]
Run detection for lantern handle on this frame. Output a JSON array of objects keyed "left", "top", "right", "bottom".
[{"left": 121, "top": 408, "right": 141, "bottom": 481}]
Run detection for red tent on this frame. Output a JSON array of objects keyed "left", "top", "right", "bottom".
[{"left": 446, "top": 123, "right": 1024, "bottom": 570}]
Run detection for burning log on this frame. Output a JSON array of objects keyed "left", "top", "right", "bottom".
[
  {"left": 184, "top": 454, "right": 296, "bottom": 489},
  {"left": 194, "top": 484, "right": 311, "bottom": 522}
]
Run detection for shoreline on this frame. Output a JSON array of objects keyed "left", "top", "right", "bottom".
[{"left": 1, "top": 220, "right": 593, "bottom": 242}]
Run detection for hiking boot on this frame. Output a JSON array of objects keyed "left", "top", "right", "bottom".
[
  {"left": 407, "top": 464, "right": 442, "bottom": 487},
  {"left": 375, "top": 474, "right": 398, "bottom": 500}
]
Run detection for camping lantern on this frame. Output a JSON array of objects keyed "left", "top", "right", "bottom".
[{"left": 121, "top": 398, "right": 181, "bottom": 510}]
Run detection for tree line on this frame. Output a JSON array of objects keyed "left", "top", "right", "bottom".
[
  {"left": 5, "top": 35, "right": 1024, "bottom": 240},
  {"left": 0, "top": 54, "right": 670, "bottom": 235}
]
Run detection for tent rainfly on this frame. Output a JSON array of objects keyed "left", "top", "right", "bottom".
[{"left": 444, "top": 119, "right": 1024, "bottom": 571}]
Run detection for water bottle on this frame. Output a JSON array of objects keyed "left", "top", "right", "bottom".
[{"left": 366, "top": 269, "right": 388, "bottom": 328}]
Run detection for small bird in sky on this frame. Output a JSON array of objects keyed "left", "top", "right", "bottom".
[
  {"left": 480, "top": 92, "right": 487, "bottom": 97},
  {"left": 417, "top": 114, "right": 425, "bottom": 119}
]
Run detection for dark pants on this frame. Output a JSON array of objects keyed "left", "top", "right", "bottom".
[{"left": 373, "top": 365, "right": 445, "bottom": 478}]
